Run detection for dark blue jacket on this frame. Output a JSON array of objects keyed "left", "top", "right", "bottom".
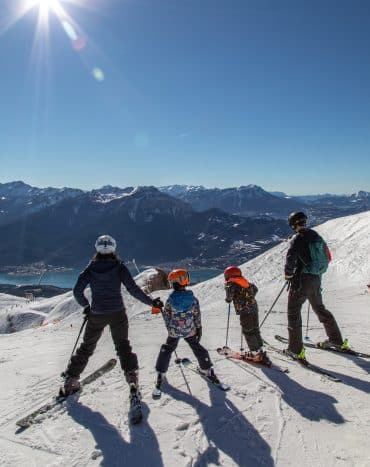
[{"left": 73, "top": 258, "right": 153, "bottom": 314}]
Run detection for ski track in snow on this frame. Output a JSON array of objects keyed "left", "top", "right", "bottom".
[{"left": 0, "top": 211, "right": 370, "bottom": 466}]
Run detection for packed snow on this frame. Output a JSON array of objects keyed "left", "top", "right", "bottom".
[{"left": 0, "top": 211, "right": 369, "bottom": 466}]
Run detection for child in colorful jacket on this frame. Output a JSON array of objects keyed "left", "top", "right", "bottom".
[
  {"left": 224, "top": 266, "right": 270, "bottom": 364},
  {"left": 155, "top": 269, "right": 219, "bottom": 388}
]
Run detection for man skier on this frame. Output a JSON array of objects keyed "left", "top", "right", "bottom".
[{"left": 284, "top": 211, "right": 348, "bottom": 361}]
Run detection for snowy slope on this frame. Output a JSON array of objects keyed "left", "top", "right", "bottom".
[{"left": 0, "top": 211, "right": 369, "bottom": 466}]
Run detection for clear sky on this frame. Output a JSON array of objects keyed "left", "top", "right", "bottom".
[{"left": 0, "top": 0, "right": 369, "bottom": 195}]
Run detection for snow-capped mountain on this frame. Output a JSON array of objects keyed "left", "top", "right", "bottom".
[
  {"left": 90, "top": 185, "right": 134, "bottom": 203},
  {"left": 159, "top": 184, "right": 206, "bottom": 197},
  {"left": 0, "top": 181, "right": 83, "bottom": 225},
  {"left": 160, "top": 184, "right": 306, "bottom": 217},
  {"left": 0, "top": 211, "right": 369, "bottom": 466}
]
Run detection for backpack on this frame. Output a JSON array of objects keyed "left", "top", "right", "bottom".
[{"left": 302, "top": 236, "right": 331, "bottom": 275}]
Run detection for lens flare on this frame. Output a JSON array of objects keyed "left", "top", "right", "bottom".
[
  {"left": 92, "top": 68, "right": 104, "bottom": 82},
  {"left": 2, "top": 0, "right": 104, "bottom": 80}
]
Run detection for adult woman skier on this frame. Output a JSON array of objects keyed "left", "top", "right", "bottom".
[{"left": 63, "top": 235, "right": 163, "bottom": 412}]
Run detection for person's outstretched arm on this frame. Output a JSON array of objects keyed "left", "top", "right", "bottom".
[{"left": 120, "top": 262, "right": 154, "bottom": 306}]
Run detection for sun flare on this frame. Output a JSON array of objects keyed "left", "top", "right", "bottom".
[
  {"left": 2, "top": 0, "right": 104, "bottom": 82},
  {"left": 32, "top": 0, "right": 63, "bottom": 21}
]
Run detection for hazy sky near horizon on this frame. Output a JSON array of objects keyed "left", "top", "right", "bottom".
[{"left": 1, "top": 0, "right": 369, "bottom": 195}]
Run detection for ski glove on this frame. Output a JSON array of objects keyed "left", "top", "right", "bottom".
[
  {"left": 151, "top": 297, "right": 164, "bottom": 315},
  {"left": 196, "top": 326, "right": 202, "bottom": 343},
  {"left": 284, "top": 274, "right": 294, "bottom": 281},
  {"left": 83, "top": 305, "right": 91, "bottom": 318},
  {"left": 152, "top": 297, "right": 164, "bottom": 309}
]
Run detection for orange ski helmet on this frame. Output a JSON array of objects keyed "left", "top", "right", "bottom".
[
  {"left": 168, "top": 269, "right": 190, "bottom": 286},
  {"left": 224, "top": 266, "right": 242, "bottom": 280}
]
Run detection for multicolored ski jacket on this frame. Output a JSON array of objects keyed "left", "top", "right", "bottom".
[
  {"left": 225, "top": 277, "right": 258, "bottom": 314},
  {"left": 162, "top": 290, "right": 201, "bottom": 338}
]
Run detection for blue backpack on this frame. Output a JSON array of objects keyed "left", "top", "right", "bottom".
[{"left": 302, "top": 236, "right": 331, "bottom": 275}]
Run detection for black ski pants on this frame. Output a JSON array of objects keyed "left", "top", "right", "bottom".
[
  {"left": 156, "top": 335, "right": 212, "bottom": 373},
  {"left": 287, "top": 274, "right": 343, "bottom": 354},
  {"left": 67, "top": 311, "right": 138, "bottom": 378},
  {"left": 239, "top": 305, "right": 263, "bottom": 352}
]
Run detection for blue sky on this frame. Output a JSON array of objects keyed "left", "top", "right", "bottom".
[{"left": 0, "top": 0, "right": 369, "bottom": 195}]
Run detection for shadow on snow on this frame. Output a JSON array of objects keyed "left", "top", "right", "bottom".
[
  {"left": 66, "top": 400, "right": 164, "bottom": 467},
  {"left": 261, "top": 368, "right": 345, "bottom": 423},
  {"left": 164, "top": 381, "right": 275, "bottom": 467}
]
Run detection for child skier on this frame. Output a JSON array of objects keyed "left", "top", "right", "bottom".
[
  {"left": 155, "top": 269, "right": 219, "bottom": 389},
  {"left": 224, "top": 266, "right": 270, "bottom": 365}
]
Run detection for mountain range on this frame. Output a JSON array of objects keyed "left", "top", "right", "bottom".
[
  {"left": 0, "top": 181, "right": 368, "bottom": 269},
  {"left": 0, "top": 184, "right": 289, "bottom": 269}
]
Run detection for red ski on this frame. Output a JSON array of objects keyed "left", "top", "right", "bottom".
[{"left": 217, "top": 346, "right": 289, "bottom": 373}]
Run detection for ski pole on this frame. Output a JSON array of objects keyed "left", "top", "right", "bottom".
[
  {"left": 224, "top": 303, "right": 231, "bottom": 348},
  {"left": 259, "top": 281, "right": 288, "bottom": 329},
  {"left": 61, "top": 315, "right": 88, "bottom": 376},
  {"left": 305, "top": 303, "right": 311, "bottom": 340},
  {"left": 132, "top": 258, "right": 141, "bottom": 277},
  {"left": 174, "top": 350, "right": 192, "bottom": 396}
]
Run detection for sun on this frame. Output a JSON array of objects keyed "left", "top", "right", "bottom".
[
  {"left": 2, "top": 0, "right": 104, "bottom": 81},
  {"left": 2, "top": 0, "right": 91, "bottom": 46},
  {"left": 34, "top": 0, "right": 62, "bottom": 21},
  {"left": 38, "top": 0, "right": 57, "bottom": 6}
]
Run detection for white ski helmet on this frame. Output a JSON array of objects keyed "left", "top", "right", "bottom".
[{"left": 95, "top": 235, "right": 117, "bottom": 254}]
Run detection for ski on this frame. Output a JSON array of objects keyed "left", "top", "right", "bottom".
[
  {"left": 275, "top": 334, "right": 370, "bottom": 359},
  {"left": 217, "top": 347, "right": 289, "bottom": 373},
  {"left": 128, "top": 390, "right": 143, "bottom": 425},
  {"left": 263, "top": 340, "right": 341, "bottom": 382},
  {"left": 179, "top": 358, "right": 230, "bottom": 391},
  {"left": 16, "top": 358, "right": 117, "bottom": 429}
]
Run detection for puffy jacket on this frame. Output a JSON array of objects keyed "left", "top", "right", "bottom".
[
  {"left": 73, "top": 258, "right": 153, "bottom": 314},
  {"left": 162, "top": 290, "right": 201, "bottom": 338}
]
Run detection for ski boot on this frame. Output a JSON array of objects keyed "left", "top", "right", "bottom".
[
  {"left": 199, "top": 367, "right": 220, "bottom": 384},
  {"left": 244, "top": 350, "right": 270, "bottom": 364},
  {"left": 256, "top": 349, "right": 272, "bottom": 366},
  {"left": 63, "top": 375, "right": 81, "bottom": 396},
  {"left": 152, "top": 372, "right": 166, "bottom": 399},
  {"left": 319, "top": 338, "right": 350, "bottom": 351},
  {"left": 284, "top": 347, "right": 308, "bottom": 365},
  {"left": 155, "top": 372, "right": 166, "bottom": 390}
]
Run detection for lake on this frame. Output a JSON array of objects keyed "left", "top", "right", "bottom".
[{"left": 0, "top": 267, "right": 222, "bottom": 289}]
